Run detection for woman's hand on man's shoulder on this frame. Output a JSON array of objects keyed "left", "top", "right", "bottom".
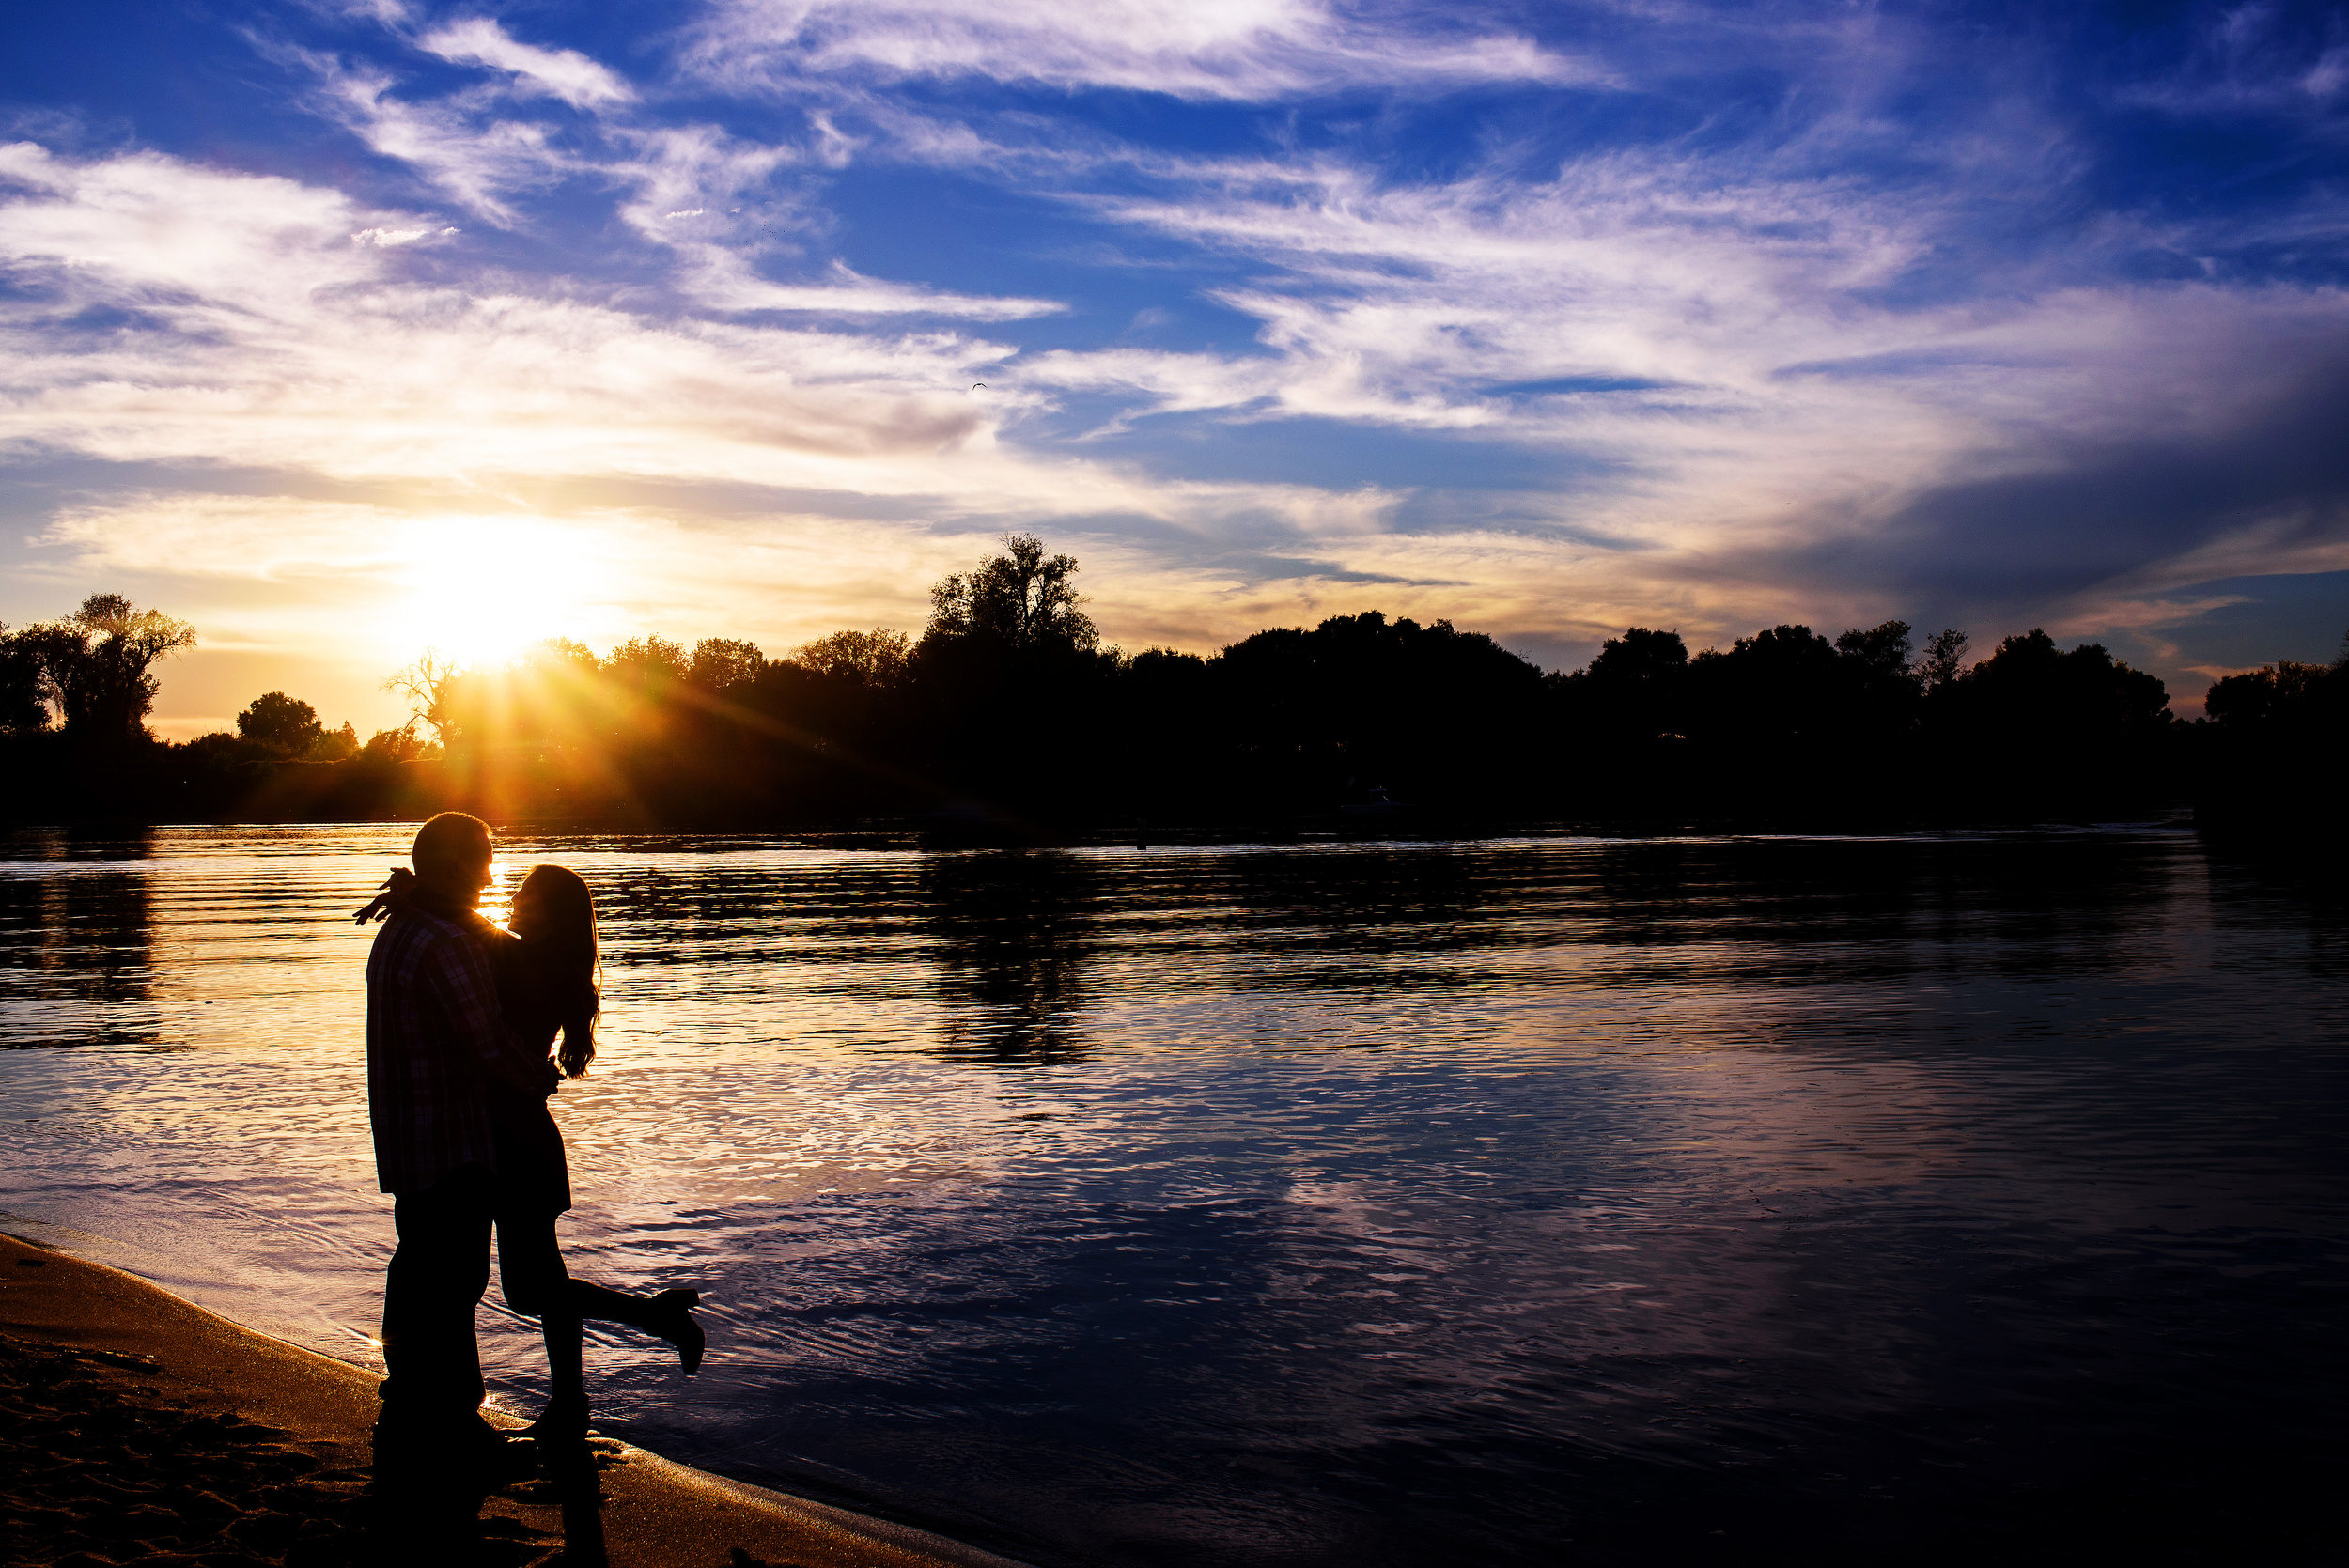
[{"left": 352, "top": 865, "right": 418, "bottom": 925}]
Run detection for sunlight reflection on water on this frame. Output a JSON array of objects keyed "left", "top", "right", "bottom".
[{"left": 2, "top": 826, "right": 2344, "bottom": 1564}]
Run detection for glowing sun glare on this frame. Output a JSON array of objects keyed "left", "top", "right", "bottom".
[{"left": 381, "top": 516, "right": 609, "bottom": 668}]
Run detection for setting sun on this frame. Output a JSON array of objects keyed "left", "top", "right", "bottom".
[{"left": 380, "top": 516, "right": 614, "bottom": 670}]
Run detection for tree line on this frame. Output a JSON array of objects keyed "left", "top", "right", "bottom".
[{"left": 1, "top": 538, "right": 2341, "bottom": 836}]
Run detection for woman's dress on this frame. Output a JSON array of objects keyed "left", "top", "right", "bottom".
[{"left": 486, "top": 931, "right": 573, "bottom": 1218}]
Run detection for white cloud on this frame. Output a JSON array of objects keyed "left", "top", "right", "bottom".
[
  {"left": 8, "top": 132, "right": 2339, "bottom": 684},
  {"left": 690, "top": 0, "right": 1604, "bottom": 101},
  {"left": 309, "top": 59, "right": 577, "bottom": 224},
  {"left": 1027, "top": 142, "right": 2344, "bottom": 483},
  {"left": 687, "top": 255, "right": 1066, "bottom": 318},
  {"left": 602, "top": 121, "right": 811, "bottom": 247},
  {"left": 0, "top": 145, "right": 1377, "bottom": 551},
  {"left": 0, "top": 140, "right": 381, "bottom": 303},
  {"left": 415, "top": 18, "right": 635, "bottom": 108},
  {"left": 350, "top": 224, "right": 458, "bottom": 245}
]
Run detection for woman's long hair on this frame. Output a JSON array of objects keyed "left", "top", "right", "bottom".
[{"left": 516, "top": 863, "right": 600, "bottom": 1078}]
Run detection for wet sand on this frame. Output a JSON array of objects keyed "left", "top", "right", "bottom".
[{"left": 0, "top": 1232, "right": 1025, "bottom": 1568}]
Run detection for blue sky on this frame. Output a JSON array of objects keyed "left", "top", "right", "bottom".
[{"left": 2, "top": 0, "right": 2345, "bottom": 734}]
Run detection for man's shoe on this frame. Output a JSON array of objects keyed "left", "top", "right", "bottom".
[
  {"left": 374, "top": 1410, "right": 538, "bottom": 1486},
  {"left": 461, "top": 1425, "right": 542, "bottom": 1485}
]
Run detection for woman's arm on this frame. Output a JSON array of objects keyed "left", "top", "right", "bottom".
[{"left": 352, "top": 866, "right": 418, "bottom": 924}]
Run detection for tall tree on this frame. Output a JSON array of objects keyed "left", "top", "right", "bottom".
[
  {"left": 1913, "top": 629, "right": 1970, "bottom": 691},
  {"left": 0, "top": 625, "right": 50, "bottom": 731},
  {"left": 793, "top": 628, "right": 911, "bottom": 688},
  {"left": 237, "top": 691, "right": 324, "bottom": 756},
  {"left": 605, "top": 636, "right": 689, "bottom": 686},
  {"left": 688, "top": 638, "right": 766, "bottom": 693},
  {"left": 1962, "top": 629, "right": 2171, "bottom": 745},
  {"left": 1569, "top": 626, "right": 1690, "bottom": 741},
  {"left": 36, "top": 595, "right": 196, "bottom": 737},
  {"left": 1835, "top": 620, "right": 1914, "bottom": 683},
  {"left": 384, "top": 650, "right": 464, "bottom": 749},
  {"left": 926, "top": 534, "right": 1098, "bottom": 654}
]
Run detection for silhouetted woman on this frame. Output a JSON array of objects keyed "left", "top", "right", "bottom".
[{"left": 488, "top": 864, "right": 702, "bottom": 1437}]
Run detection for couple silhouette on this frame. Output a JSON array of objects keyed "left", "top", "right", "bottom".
[{"left": 359, "top": 812, "right": 700, "bottom": 1475}]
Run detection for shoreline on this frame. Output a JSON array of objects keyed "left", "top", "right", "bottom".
[{"left": 0, "top": 1230, "right": 1027, "bottom": 1568}]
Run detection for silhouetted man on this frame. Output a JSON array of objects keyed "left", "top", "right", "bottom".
[{"left": 365, "top": 811, "right": 545, "bottom": 1469}]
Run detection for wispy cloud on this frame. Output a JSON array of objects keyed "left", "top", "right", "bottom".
[
  {"left": 2115, "top": 3, "right": 2349, "bottom": 124},
  {"left": 688, "top": 0, "right": 1604, "bottom": 101},
  {"left": 416, "top": 17, "right": 637, "bottom": 108},
  {"left": 6, "top": 0, "right": 2349, "bottom": 734},
  {"left": 303, "top": 56, "right": 579, "bottom": 224},
  {"left": 691, "top": 256, "right": 1066, "bottom": 318},
  {"left": 0, "top": 145, "right": 1373, "bottom": 533}
]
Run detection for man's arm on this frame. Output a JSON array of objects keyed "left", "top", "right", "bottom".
[{"left": 422, "top": 926, "right": 555, "bottom": 1099}]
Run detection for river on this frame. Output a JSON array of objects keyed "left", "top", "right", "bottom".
[{"left": 2, "top": 826, "right": 2342, "bottom": 1563}]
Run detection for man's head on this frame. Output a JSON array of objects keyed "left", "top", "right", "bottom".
[{"left": 412, "top": 812, "right": 493, "bottom": 906}]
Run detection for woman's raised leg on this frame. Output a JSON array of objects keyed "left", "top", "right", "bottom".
[{"left": 565, "top": 1281, "right": 704, "bottom": 1374}]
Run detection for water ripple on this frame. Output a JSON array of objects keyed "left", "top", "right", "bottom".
[{"left": 2, "top": 826, "right": 2345, "bottom": 1563}]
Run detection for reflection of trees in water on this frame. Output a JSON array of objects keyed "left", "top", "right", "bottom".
[
  {"left": 921, "top": 851, "right": 1100, "bottom": 1063},
  {"left": 0, "top": 831, "right": 158, "bottom": 1045},
  {"left": 1198, "top": 836, "right": 2189, "bottom": 997},
  {"left": 1216, "top": 848, "right": 1486, "bottom": 955},
  {"left": 584, "top": 858, "right": 922, "bottom": 970},
  {"left": 1581, "top": 834, "right": 2186, "bottom": 984},
  {"left": 592, "top": 862, "right": 793, "bottom": 966}
]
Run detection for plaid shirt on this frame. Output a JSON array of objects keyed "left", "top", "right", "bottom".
[{"left": 366, "top": 902, "right": 546, "bottom": 1195}]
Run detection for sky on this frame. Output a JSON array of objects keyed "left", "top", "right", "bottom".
[{"left": 3, "top": 0, "right": 2346, "bottom": 737}]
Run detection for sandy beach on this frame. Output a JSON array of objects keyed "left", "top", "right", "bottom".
[{"left": 0, "top": 1232, "right": 1024, "bottom": 1568}]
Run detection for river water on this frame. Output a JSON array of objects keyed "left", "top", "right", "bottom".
[{"left": 1, "top": 826, "right": 2343, "bottom": 1564}]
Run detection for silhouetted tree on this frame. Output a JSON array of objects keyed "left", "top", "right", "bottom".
[
  {"left": 0, "top": 625, "right": 49, "bottom": 731},
  {"left": 925, "top": 534, "right": 1097, "bottom": 655},
  {"left": 904, "top": 536, "right": 1119, "bottom": 811},
  {"left": 1592, "top": 626, "right": 1690, "bottom": 687},
  {"left": 533, "top": 637, "right": 601, "bottom": 673},
  {"left": 361, "top": 723, "right": 428, "bottom": 764},
  {"left": 237, "top": 691, "right": 324, "bottom": 757},
  {"left": 1937, "top": 629, "right": 2171, "bottom": 813},
  {"left": 1218, "top": 612, "right": 1546, "bottom": 810},
  {"left": 1688, "top": 624, "right": 1846, "bottom": 748},
  {"left": 688, "top": 638, "right": 766, "bottom": 694},
  {"left": 29, "top": 595, "right": 197, "bottom": 738},
  {"left": 606, "top": 636, "right": 688, "bottom": 687},
  {"left": 1836, "top": 620, "right": 1913, "bottom": 683},
  {"left": 794, "top": 629, "right": 911, "bottom": 688},
  {"left": 2204, "top": 659, "right": 2342, "bottom": 732},
  {"left": 1914, "top": 628, "right": 1970, "bottom": 691},
  {"left": 2193, "top": 637, "right": 2346, "bottom": 846},
  {"left": 22, "top": 573, "right": 2300, "bottom": 831},
  {"left": 1563, "top": 627, "right": 1689, "bottom": 741},
  {"left": 1835, "top": 619, "right": 1922, "bottom": 735},
  {"left": 1964, "top": 629, "right": 2170, "bottom": 739},
  {"left": 385, "top": 650, "right": 464, "bottom": 748}
]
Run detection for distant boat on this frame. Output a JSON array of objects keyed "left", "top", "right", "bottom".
[{"left": 1339, "top": 785, "right": 1406, "bottom": 818}]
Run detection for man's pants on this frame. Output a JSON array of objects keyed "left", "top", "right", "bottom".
[
  {"left": 380, "top": 1165, "right": 497, "bottom": 1427},
  {"left": 380, "top": 1164, "right": 571, "bottom": 1428}
]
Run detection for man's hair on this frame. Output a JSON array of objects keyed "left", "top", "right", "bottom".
[{"left": 412, "top": 811, "right": 491, "bottom": 873}]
